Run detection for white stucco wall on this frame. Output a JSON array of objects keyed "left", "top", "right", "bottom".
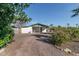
[
  {"left": 21, "top": 27, "right": 32, "bottom": 33},
  {"left": 42, "top": 29, "right": 47, "bottom": 33}
]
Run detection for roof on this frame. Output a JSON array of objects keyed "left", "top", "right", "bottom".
[
  {"left": 30, "top": 23, "right": 49, "bottom": 28},
  {"left": 12, "top": 23, "right": 49, "bottom": 28}
]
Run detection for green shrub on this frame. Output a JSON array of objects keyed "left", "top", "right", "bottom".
[
  {"left": 0, "top": 26, "right": 14, "bottom": 39},
  {"left": 50, "top": 26, "right": 79, "bottom": 46},
  {"left": 0, "top": 27, "right": 14, "bottom": 48},
  {"left": 0, "top": 34, "right": 13, "bottom": 48},
  {"left": 0, "top": 39, "right": 5, "bottom": 48},
  {"left": 71, "top": 29, "right": 79, "bottom": 40},
  {"left": 7, "top": 27, "right": 14, "bottom": 36},
  {"left": 4, "top": 34, "right": 13, "bottom": 44},
  {"left": 50, "top": 27, "right": 79, "bottom": 46},
  {"left": 50, "top": 29, "right": 71, "bottom": 46}
]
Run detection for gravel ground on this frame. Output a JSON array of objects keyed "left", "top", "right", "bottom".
[
  {"left": 60, "top": 41, "right": 79, "bottom": 54},
  {"left": 0, "top": 34, "right": 71, "bottom": 56}
]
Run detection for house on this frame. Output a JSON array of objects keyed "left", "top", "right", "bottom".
[
  {"left": 21, "top": 23, "right": 49, "bottom": 34},
  {"left": 11, "top": 23, "right": 52, "bottom": 34}
]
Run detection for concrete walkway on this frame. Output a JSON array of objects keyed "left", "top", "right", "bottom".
[{"left": 0, "top": 34, "right": 70, "bottom": 56}]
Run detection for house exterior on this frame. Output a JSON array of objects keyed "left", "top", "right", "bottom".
[
  {"left": 12, "top": 23, "right": 50, "bottom": 34},
  {"left": 21, "top": 23, "right": 49, "bottom": 34}
]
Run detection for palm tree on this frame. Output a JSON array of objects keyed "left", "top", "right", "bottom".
[
  {"left": 67, "top": 23, "right": 70, "bottom": 28},
  {"left": 76, "top": 24, "right": 78, "bottom": 28},
  {"left": 72, "top": 8, "right": 79, "bottom": 28},
  {"left": 50, "top": 24, "right": 53, "bottom": 27},
  {"left": 72, "top": 7, "right": 79, "bottom": 17}
]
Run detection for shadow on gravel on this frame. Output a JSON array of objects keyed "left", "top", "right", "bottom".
[
  {"left": 32, "top": 34, "right": 50, "bottom": 38},
  {"left": 36, "top": 38, "right": 52, "bottom": 44},
  {"left": 32, "top": 34, "right": 52, "bottom": 44},
  {"left": 73, "top": 41, "right": 79, "bottom": 42}
]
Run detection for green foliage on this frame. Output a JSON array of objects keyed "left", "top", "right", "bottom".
[
  {"left": 13, "top": 3, "right": 31, "bottom": 23},
  {"left": 0, "top": 3, "right": 31, "bottom": 37},
  {"left": 0, "top": 3, "right": 31, "bottom": 48},
  {"left": 50, "top": 26, "right": 79, "bottom": 46},
  {"left": 0, "top": 39, "right": 5, "bottom": 48},
  {"left": 72, "top": 8, "right": 79, "bottom": 17},
  {"left": 50, "top": 28, "right": 71, "bottom": 46},
  {"left": 70, "top": 28, "right": 79, "bottom": 40},
  {"left": 0, "top": 34, "right": 13, "bottom": 48},
  {"left": 4, "top": 34, "right": 13, "bottom": 44}
]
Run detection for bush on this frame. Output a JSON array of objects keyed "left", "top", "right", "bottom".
[
  {"left": 0, "top": 26, "right": 14, "bottom": 39},
  {"left": 4, "top": 34, "right": 13, "bottom": 44},
  {"left": 71, "top": 29, "right": 79, "bottom": 40},
  {"left": 50, "top": 26, "right": 79, "bottom": 46},
  {"left": 50, "top": 30, "right": 71, "bottom": 46},
  {"left": 0, "top": 27, "right": 14, "bottom": 48},
  {"left": 0, "top": 34, "right": 13, "bottom": 48},
  {"left": 0, "top": 39, "right": 5, "bottom": 48}
]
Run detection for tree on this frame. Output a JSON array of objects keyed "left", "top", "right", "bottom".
[
  {"left": 13, "top": 12, "right": 32, "bottom": 28},
  {"left": 67, "top": 23, "right": 69, "bottom": 27},
  {"left": 72, "top": 7, "right": 79, "bottom": 17},
  {"left": 50, "top": 24, "right": 54, "bottom": 28},
  {"left": 50, "top": 24, "right": 53, "bottom": 26},
  {"left": 58, "top": 25, "right": 61, "bottom": 28},
  {"left": 13, "top": 3, "right": 32, "bottom": 28},
  {"left": 72, "top": 8, "right": 79, "bottom": 28},
  {"left": 76, "top": 24, "right": 78, "bottom": 28},
  {"left": 0, "top": 3, "right": 31, "bottom": 48},
  {"left": 0, "top": 3, "right": 31, "bottom": 39},
  {"left": 0, "top": 4, "right": 14, "bottom": 38}
]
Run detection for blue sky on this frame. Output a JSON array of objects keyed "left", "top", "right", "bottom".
[{"left": 24, "top": 3, "right": 79, "bottom": 26}]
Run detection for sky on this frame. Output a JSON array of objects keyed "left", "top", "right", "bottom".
[{"left": 24, "top": 3, "right": 79, "bottom": 26}]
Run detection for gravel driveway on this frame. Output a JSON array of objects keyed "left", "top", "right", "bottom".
[{"left": 0, "top": 34, "right": 70, "bottom": 56}]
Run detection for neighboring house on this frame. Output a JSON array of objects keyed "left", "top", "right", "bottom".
[{"left": 21, "top": 23, "right": 49, "bottom": 34}]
